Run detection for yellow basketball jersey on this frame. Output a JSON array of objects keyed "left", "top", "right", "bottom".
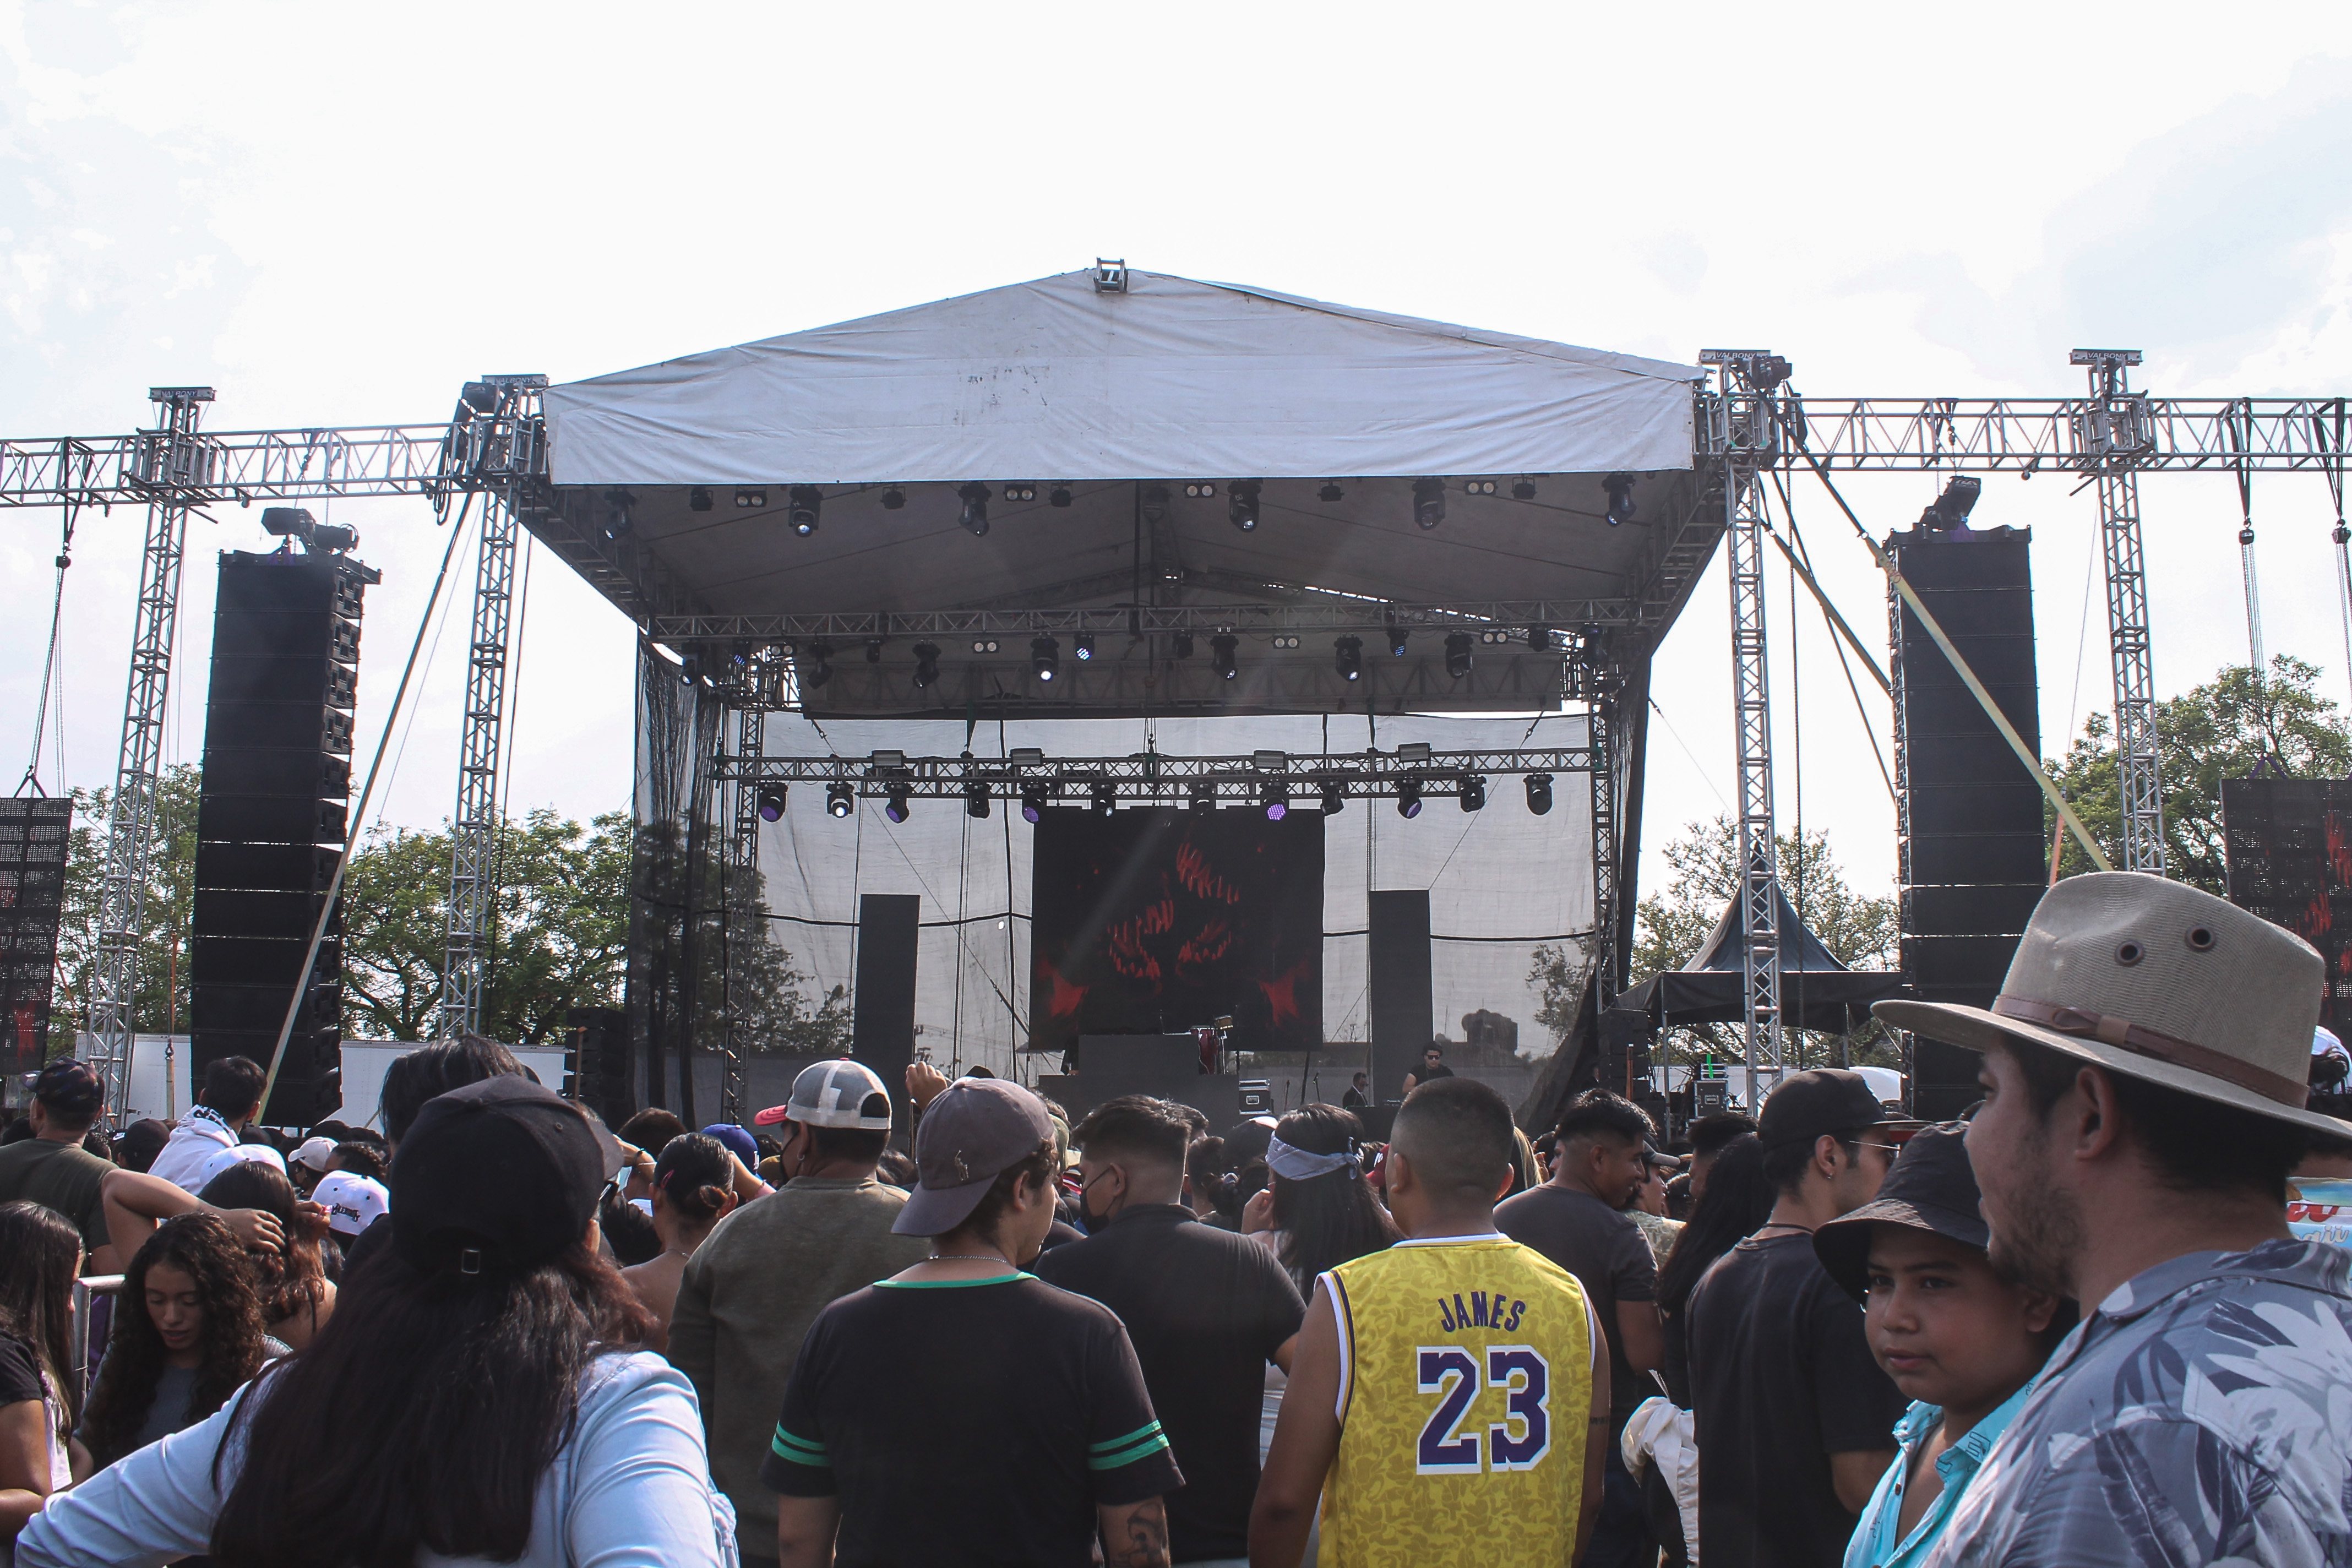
[{"left": 1317, "top": 1234, "right": 1597, "bottom": 1568}]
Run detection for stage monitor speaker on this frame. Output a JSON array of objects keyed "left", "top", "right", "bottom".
[
  {"left": 1892, "top": 528, "right": 2040, "bottom": 1116},
  {"left": 1368, "top": 890, "right": 1433, "bottom": 1105},
  {"left": 568, "top": 1006, "right": 630, "bottom": 1128},
  {"left": 852, "top": 894, "right": 921, "bottom": 1138}
]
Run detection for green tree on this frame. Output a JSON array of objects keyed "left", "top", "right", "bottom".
[
  {"left": 2047, "top": 656, "right": 2352, "bottom": 894},
  {"left": 52, "top": 764, "right": 202, "bottom": 1056}
]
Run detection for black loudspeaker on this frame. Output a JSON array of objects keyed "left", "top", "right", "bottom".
[
  {"left": 1368, "top": 890, "right": 1433, "bottom": 1104},
  {"left": 568, "top": 1006, "right": 630, "bottom": 1128},
  {"left": 1597, "top": 1006, "right": 1653, "bottom": 1099},
  {"left": 0, "top": 799, "right": 72, "bottom": 1084},
  {"left": 1891, "top": 528, "right": 2040, "bottom": 1120},
  {"left": 191, "top": 549, "right": 376, "bottom": 1128},
  {"left": 852, "top": 894, "right": 921, "bottom": 1138}
]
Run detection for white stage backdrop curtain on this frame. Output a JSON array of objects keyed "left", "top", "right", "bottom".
[{"left": 745, "top": 712, "right": 1595, "bottom": 1084}]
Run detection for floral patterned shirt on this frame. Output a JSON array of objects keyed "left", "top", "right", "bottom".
[{"left": 1922, "top": 1239, "right": 2352, "bottom": 1568}]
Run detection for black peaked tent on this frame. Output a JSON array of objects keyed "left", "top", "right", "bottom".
[{"left": 1616, "top": 886, "right": 1908, "bottom": 1035}]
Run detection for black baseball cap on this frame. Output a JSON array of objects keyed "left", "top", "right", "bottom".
[
  {"left": 33, "top": 1059, "right": 105, "bottom": 1120},
  {"left": 1756, "top": 1068, "right": 1910, "bottom": 1151},
  {"left": 389, "top": 1076, "right": 607, "bottom": 1277},
  {"left": 893, "top": 1077, "right": 1054, "bottom": 1237},
  {"left": 1811, "top": 1122, "right": 1984, "bottom": 1301}
]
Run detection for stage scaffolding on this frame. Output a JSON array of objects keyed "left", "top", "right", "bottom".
[{"left": 8, "top": 363, "right": 2352, "bottom": 1121}]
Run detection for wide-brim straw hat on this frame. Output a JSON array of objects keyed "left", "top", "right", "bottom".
[{"left": 1875, "top": 870, "right": 2352, "bottom": 1140}]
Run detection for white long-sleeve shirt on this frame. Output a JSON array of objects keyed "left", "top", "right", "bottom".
[
  {"left": 17, "top": 1350, "right": 737, "bottom": 1568},
  {"left": 143, "top": 1106, "right": 238, "bottom": 1192}
]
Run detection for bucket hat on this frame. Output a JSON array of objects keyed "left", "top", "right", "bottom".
[
  {"left": 1874, "top": 870, "right": 2352, "bottom": 1140},
  {"left": 1812, "top": 1123, "right": 1984, "bottom": 1301}
]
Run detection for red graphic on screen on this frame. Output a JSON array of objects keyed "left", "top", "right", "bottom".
[{"left": 1030, "top": 809, "right": 1323, "bottom": 1058}]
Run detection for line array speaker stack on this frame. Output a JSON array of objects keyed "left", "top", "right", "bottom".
[
  {"left": 1891, "top": 525, "right": 2044, "bottom": 1120},
  {"left": 568, "top": 1005, "right": 630, "bottom": 1129},
  {"left": 0, "top": 798, "right": 72, "bottom": 1095},
  {"left": 191, "top": 549, "right": 377, "bottom": 1126}
]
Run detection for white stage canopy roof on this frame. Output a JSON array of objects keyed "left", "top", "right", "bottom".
[{"left": 543, "top": 269, "right": 1701, "bottom": 486}]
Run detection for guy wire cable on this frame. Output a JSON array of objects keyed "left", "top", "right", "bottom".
[
  {"left": 2233, "top": 396, "right": 2266, "bottom": 678},
  {"left": 259, "top": 491, "right": 477, "bottom": 1111},
  {"left": 1770, "top": 469, "right": 1894, "bottom": 807},
  {"left": 2323, "top": 401, "right": 2352, "bottom": 707},
  {"left": 18, "top": 498, "right": 75, "bottom": 795}
]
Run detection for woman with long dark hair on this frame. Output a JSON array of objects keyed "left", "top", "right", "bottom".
[
  {"left": 194, "top": 1161, "right": 335, "bottom": 1349},
  {"left": 1656, "top": 1131, "right": 1774, "bottom": 1408},
  {"left": 77, "top": 1212, "right": 273, "bottom": 1470},
  {"left": 622, "top": 1131, "right": 738, "bottom": 1351},
  {"left": 15, "top": 1076, "right": 736, "bottom": 1568},
  {"left": 1243, "top": 1104, "right": 1400, "bottom": 1293},
  {"left": 0, "top": 1202, "right": 84, "bottom": 1549}
]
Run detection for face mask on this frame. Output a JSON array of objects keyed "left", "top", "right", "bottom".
[{"left": 1079, "top": 1167, "right": 1119, "bottom": 1229}]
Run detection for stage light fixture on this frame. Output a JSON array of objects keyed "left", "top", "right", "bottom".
[
  {"left": 1318, "top": 482, "right": 1344, "bottom": 503},
  {"left": 1386, "top": 623, "right": 1408, "bottom": 658},
  {"left": 1481, "top": 629, "right": 1510, "bottom": 645},
  {"left": 972, "top": 638, "right": 1000, "bottom": 654},
  {"left": 1412, "top": 478, "right": 1446, "bottom": 530},
  {"left": 1320, "top": 778, "right": 1346, "bottom": 815},
  {"left": 308, "top": 523, "right": 359, "bottom": 554},
  {"left": 1464, "top": 479, "right": 1498, "bottom": 496},
  {"left": 788, "top": 486, "right": 823, "bottom": 536},
  {"left": 597, "top": 491, "right": 634, "bottom": 541},
  {"left": 864, "top": 639, "right": 884, "bottom": 664},
  {"left": 1021, "top": 783, "right": 1049, "bottom": 824},
  {"left": 1444, "top": 633, "right": 1474, "bottom": 679},
  {"left": 1172, "top": 631, "right": 1195, "bottom": 660},
  {"left": 965, "top": 779, "right": 990, "bottom": 819},
  {"left": 1211, "top": 634, "right": 1238, "bottom": 680},
  {"left": 880, "top": 487, "right": 907, "bottom": 510},
  {"left": 1004, "top": 483, "right": 1037, "bottom": 502},
  {"left": 1262, "top": 778, "right": 1289, "bottom": 820},
  {"left": 882, "top": 782, "right": 912, "bottom": 824},
  {"left": 1397, "top": 777, "right": 1424, "bottom": 819},
  {"left": 1271, "top": 635, "right": 1301, "bottom": 649},
  {"left": 756, "top": 785, "right": 788, "bottom": 822},
  {"left": 689, "top": 487, "right": 714, "bottom": 512},
  {"left": 1009, "top": 747, "right": 1046, "bottom": 767},
  {"left": 1512, "top": 477, "right": 1538, "bottom": 501},
  {"left": 959, "top": 482, "right": 992, "bottom": 536},
  {"left": 1396, "top": 742, "right": 1433, "bottom": 763},
  {"left": 1031, "top": 635, "right": 1060, "bottom": 682},
  {"left": 1920, "top": 475, "right": 1983, "bottom": 532},
  {"left": 1183, "top": 481, "right": 1217, "bottom": 499},
  {"left": 1188, "top": 780, "right": 1216, "bottom": 814},
  {"left": 1527, "top": 623, "right": 1551, "bottom": 650},
  {"left": 801, "top": 641, "right": 834, "bottom": 690},
  {"left": 1335, "top": 636, "right": 1363, "bottom": 682},
  {"left": 1074, "top": 631, "right": 1095, "bottom": 662},
  {"left": 1049, "top": 485, "right": 1072, "bottom": 508},
  {"left": 1525, "top": 774, "right": 1554, "bottom": 815},
  {"left": 1091, "top": 779, "right": 1117, "bottom": 816},
  {"left": 735, "top": 488, "right": 766, "bottom": 509},
  {"left": 1228, "top": 479, "right": 1262, "bottom": 533},
  {"left": 263, "top": 506, "right": 314, "bottom": 539},
  {"left": 1603, "top": 473, "right": 1637, "bottom": 525},
  {"left": 1460, "top": 775, "right": 1486, "bottom": 812},
  {"left": 825, "top": 782, "right": 855, "bottom": 819},
  {"left": 678, "top": 653, "right": 703, "bottom": 687}
]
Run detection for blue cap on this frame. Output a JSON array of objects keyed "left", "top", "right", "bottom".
[{"left": 701, "top": 1123, "right": 758, "bottom": 1164}]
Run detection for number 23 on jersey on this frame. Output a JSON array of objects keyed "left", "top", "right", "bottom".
[{"left": 1415, "top": 1343, "right": 1550, "bottom": 1475}]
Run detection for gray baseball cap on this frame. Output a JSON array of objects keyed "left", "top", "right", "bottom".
[
  {"left": 754, "top": 1058, "right": 893, "bottom": 1131},
  {"left": 892, "top": 1077, "right": 1054, "bottom": 1236}
]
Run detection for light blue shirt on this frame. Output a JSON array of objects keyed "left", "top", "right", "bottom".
[{"left": 1843, "top": 1382, "right": 2032, "bottom": 1568}]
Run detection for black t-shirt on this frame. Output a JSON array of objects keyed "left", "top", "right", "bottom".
[
  {"left": 1686, "top": 1232, "right": 1906, "bottom": 1568},
  {"left": 764, "top": 1272, "right": 1184, "bottom": 1567},
  {"left": 1414, "top": 1062, "right": 1456, "bottom": 1082},
  {"left": 1494, "top": 1183, "right": 1659, "bottom": 1427},
  {"left": 0, "top": 1332, "right": 46, "bottom": 1409},
  {"left": 1032, "top": 1204, "right": 1305, "bottom": 1562}
]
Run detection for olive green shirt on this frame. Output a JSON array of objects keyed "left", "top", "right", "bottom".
[
  {"left": 664, "top": 1174, "right": 930, "bottom": 1548},
  {"left": 0, "top": 1135, "right": 112, "bottom": 1253}
]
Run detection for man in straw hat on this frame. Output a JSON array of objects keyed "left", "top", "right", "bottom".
[{"left": 1875, "top": 871, "right": 2352, "bottom": 1567}]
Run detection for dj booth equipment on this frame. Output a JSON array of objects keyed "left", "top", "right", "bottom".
[{"left": 1038, "top": 1034, "right": 1241, "bottom": 1130}]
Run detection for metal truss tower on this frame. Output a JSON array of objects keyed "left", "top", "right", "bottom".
[
  {"left": 438, "top": 377, "right": 546, "bottom": 1036},
  {"left": 90, "top": 387, "right": 214, "bottom": 1118},
  {"left": 1703, "top": 352, "right": 1791, "bottom": 1103},
  {"left": 718, "top": 701, "right": 765, "bottom": 1123},
  {"left": 1586, "top": 699, "right": 1621, "bottom": 1005},
  {"left": 2073, "top": 350, "right": 2168, "bottom": 874}
]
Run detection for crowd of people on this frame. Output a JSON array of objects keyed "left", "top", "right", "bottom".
[{"left": 0, "top": 869, "right": 2348, "bottom": 1566}]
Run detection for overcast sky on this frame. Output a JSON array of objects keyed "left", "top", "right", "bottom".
[{"left": 5, "top": 1, "right": 2350, "bottom": 933}]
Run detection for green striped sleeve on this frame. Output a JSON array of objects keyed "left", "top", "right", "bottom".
[
  {"left": 1087, "top": 1419, "right": 1170, "bottom": 1471},
  {"left": 769, "top": 1423, "right": 831, "bottom": 1468}
]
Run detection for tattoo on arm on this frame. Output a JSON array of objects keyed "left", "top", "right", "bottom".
[{"left": 1106, "top": 1498, "right": 1170, "bottom": 1568}]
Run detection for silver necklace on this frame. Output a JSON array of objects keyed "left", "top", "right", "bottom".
[{"left": 925, "top": 1253, "right": 1015, "bottom": 1266}]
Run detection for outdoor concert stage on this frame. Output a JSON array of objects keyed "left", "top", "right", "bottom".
[{"left": 518, "top": 266, "right": 1719, "bottom": 1128}]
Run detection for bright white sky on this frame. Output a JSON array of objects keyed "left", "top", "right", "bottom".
[{"left": 5, "top": 1, "right": 2351, "bottom": 931}]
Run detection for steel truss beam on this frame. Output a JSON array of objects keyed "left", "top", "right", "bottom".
[
  {"left": 712, "top": 745, "right": 1594, "bottom": 794},
  {"left": 651, "top": 600, "right": 1636, "bottom": 645},
  {"left": 89, "top": 388, "right": 213, "bottom": 1119},
  {"left": 437, "top": 378, "right": 547, "bottom": 1036}
]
